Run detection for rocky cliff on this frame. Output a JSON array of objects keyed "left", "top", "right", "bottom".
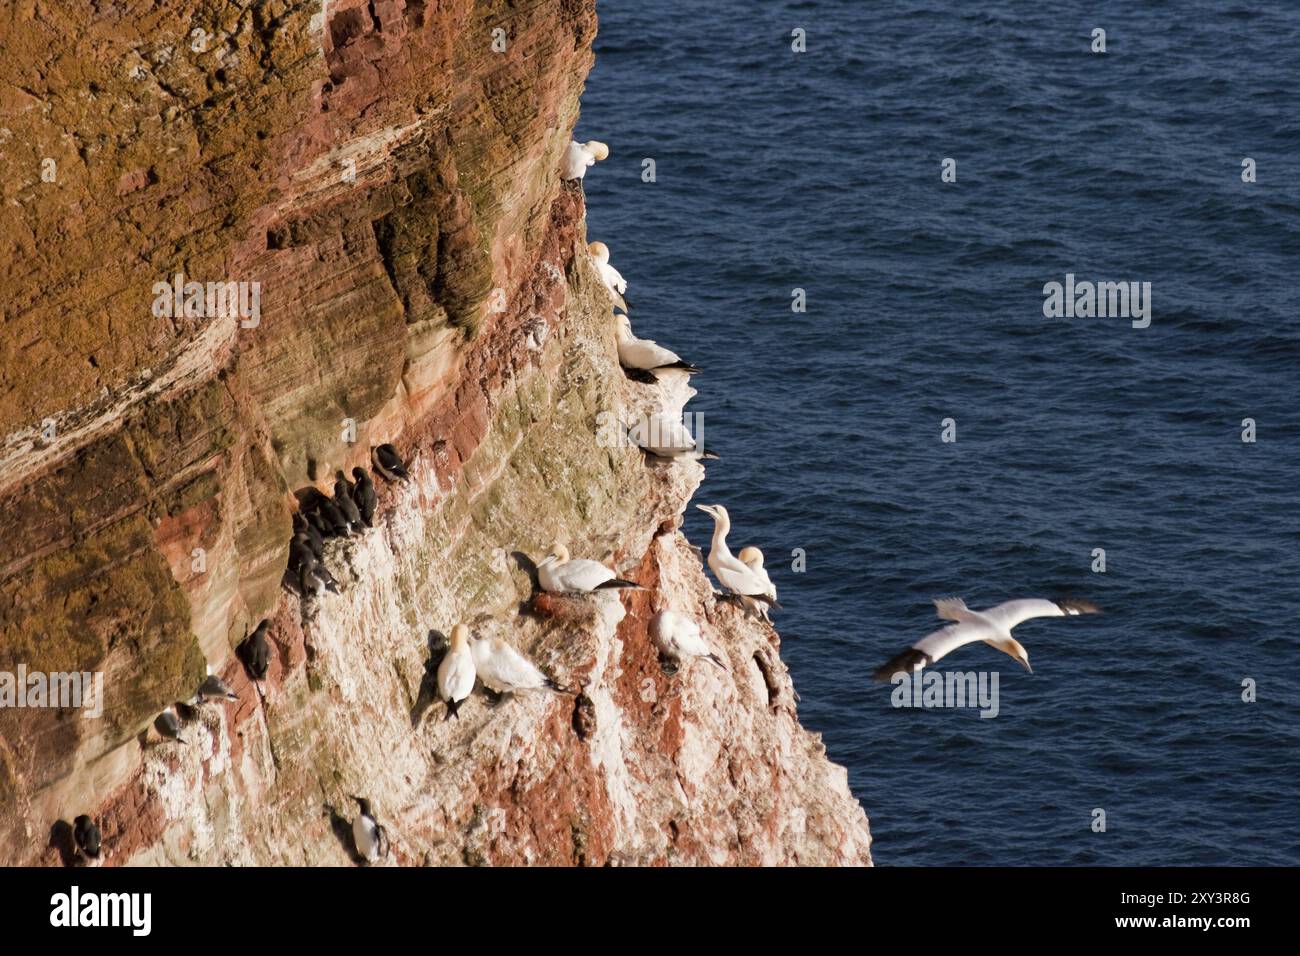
[{"left": 0, "top": 0, "right": 871, "bottom": 866}]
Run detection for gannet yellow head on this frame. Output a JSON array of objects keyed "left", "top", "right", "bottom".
[
  {"left": 450, "top": 623, "right": 470, "bottom": 650},
  {"left": 1007, "top": 637, "right": 1031, "bottom": 673},
  {"left": 737, "top": 546, "right": 764, "bottom": 569},
  {"left": 695, "top": 503, "right": 730, "bottom": 528},
  {"left": 588, "top": 241, "right": 610, "bottom": 264},
  {"left": 586, "top": 141, "right": 609, "bottom": 160},
  {"left": 545, "top": 542, "right": 570, "bottom": 565}
]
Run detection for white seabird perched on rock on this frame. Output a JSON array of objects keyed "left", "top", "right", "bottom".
[
  {"left": 871, "top": 597, "right": 1102, "bottom": 683},
  {"left": 616, "top": 313, "right": 699, "bottom": 381},
  {"left": 628, "top": 412, "right": 719, "bottom": 461},
  {"left": 695, "top": 504, "right": 780, "bottom": 616},
  {"left": 588, "top": 241, "right": 630, "bottom": 311},
  {"left": 650, "top": 609, "right": 725, "bottom": 670},
  {"left": 437, "top": 623, "right": 477, "bottom": 720},
  {"left": 350, "top": 796, "right": 390, "bottom": 864},
  {"left": 537, "top": 543, "right": 641, "bottom": 593},
  {"left": 471, "top": 636, "right": 563, "bottom": 694},
  {"left": 737, "top": 546, "right": 776, "bottom": 622},
  {"left": 562, "top": 139, "right": 609, "bottom": 181}
]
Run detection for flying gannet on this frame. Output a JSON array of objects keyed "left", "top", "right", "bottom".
[
  {"left": 628, "top": 412, "right": 719, "bottom": 461},
  {"left": 616, "top": 313, "right": 700, "bottom": 382},
  {"left": 350, "top": 796, "right": 390, "bottom": 864},
  {"left": 537, "top": 543, "right": 641, "bottom": 593},
  {"left": 471, "top": 636, "right": 563, "bottom": 694},
  {"left": 562, "top": 140, "right": 609, "bottom": 181},
  {"left": 588, "top": 241, "right": 630, "bottom": 311},
  {"left": 649, "top": 609, "right": 725, "bottom": 670},
  {"left": 871, "top": 597, "right": 1102, "bottom": 682},
  {"left": 695, "top": 504, "right": 780, "bottom": 616},
  {"left": 437, "top": 623, "right": 477, "bottom": 720}
]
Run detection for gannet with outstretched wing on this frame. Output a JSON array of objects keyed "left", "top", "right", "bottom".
[
  {"left": 616, "top": 313, "right": 699, "bottom": 379},
  {"left": 562, "top": 140, "right": 609, "bottom": 181},
  {"left": 696, "top": 505, "right": 779, "bottom": 615},
  {"left": 871, "top": 597, "right": 1101, "bottom": 682}
]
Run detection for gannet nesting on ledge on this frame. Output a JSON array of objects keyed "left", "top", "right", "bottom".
[
  {"left": 629, "top": 412, "right": 719, "bottom": 461},
  {"left": 871, "top": 597, "right": 1101, "bottom": 682},
  {"left": 616, "top": 313, "right": 699, "bottom": 382},
  {"left": 650, "top": 609, "right": 725, "bottom": 671},
  {"left": 538, "top": 543, "right": 642, "bottom": 593},
  {"left": 589, "top": 241, "right": 630, "bottom": 311},
  {"left": 738, "top": 546, "right": 776, "bottom": 622},
  {"left": 437, "top": 623, "right": 476, "bottom": 720},
  {"left": 695, "top": 504, "right": 780, "bottom": 616},
  {"left": 562, "top": 140, "right": 609, "bottom": 181},
  {"left": 471, "top": 636, "right": 563, "bottom": 694}
]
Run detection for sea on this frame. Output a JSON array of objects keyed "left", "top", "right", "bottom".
[{"left": 580, "top": 0, "right": 1300, "bottom": 864}]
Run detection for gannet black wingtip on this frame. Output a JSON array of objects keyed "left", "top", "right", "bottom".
[
  {"left": 871, "top": 648, "right": 930, "bottom": 684},
  {"left": 1054, "top": 597, "right": 1101, "bottom": 615},
  {"left": 595, "top": 577, "right": 642, "bottom": 590}
]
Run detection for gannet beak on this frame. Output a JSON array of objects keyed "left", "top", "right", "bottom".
[
  {"left": 695, "top": 504, "right": 715, "bottom": 517},
  {"left": 1022, "top": 659, "right": 1033, "bottom": 674}
]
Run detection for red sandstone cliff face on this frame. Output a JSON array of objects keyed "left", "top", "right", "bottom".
[{"left": 0, "top": 1, "right": 871, "bottom": 865}]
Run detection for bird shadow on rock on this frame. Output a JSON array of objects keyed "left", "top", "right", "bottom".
[
  {"left": 48, "top": 820, "right": 79, "bottom": 867},
  {"left": 411, "top": 629, "right": 450, "bottom": 728},
  {"left": 324, "top": 803, "right": 365, "bottom": 866},
  {"left": 511, "top": 552, "right": 541, "bottom": 614}
]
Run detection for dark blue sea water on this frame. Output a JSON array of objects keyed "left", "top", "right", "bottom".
[{"left": 581, "top": 1, "right": 1300, "bottom": 865}]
